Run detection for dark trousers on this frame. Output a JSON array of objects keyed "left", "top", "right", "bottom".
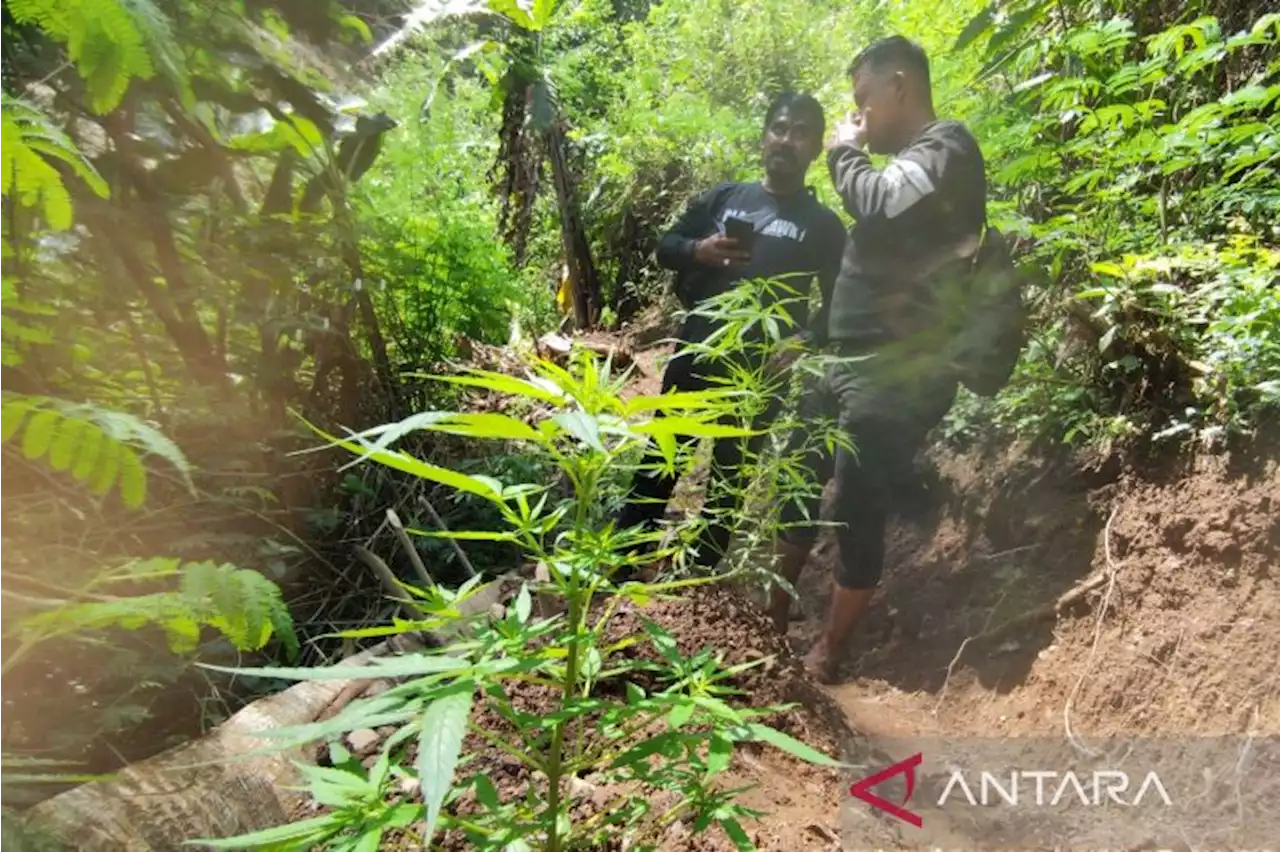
[
  {"left": 778, "top": 355, "right": 957, "bottom": 589},
  {"left": 615, "top": 347, "right": 782, "bottom": 572}
]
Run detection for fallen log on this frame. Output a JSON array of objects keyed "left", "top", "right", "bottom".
[
  {"left": 20, "top": 573, "right": 525, "bottom": 851},
  {"left": 20, "top": 635, "right": 416, "bottom": 852}
]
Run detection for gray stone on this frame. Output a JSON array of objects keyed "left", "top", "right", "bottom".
[{"left": 345, "top": 728, "right": 381, "bottom": 755}]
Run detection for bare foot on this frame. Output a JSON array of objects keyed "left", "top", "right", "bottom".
[
  {"left": 766, "top": 598, "right": 789, "bottom": 635},
  {"left": 770, "top": 611, "right": 787, "bottom": 635},
  {"left": 803, "top": 641, "right": 839, "bottom": 685}
]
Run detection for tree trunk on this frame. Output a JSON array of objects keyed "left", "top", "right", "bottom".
[
  {"left": 331, "top": 182, "right": 400, "bottom": 419},
  {"left": 546, "top": 118, "right": 600, "bottom": 330},
  {"left": 87, "top": 213, "right": 230, "bottom": 390},
  {"left": 611, "top": 207, "right": 644, "bottom": 327},
  {"left": 345, "top": 249, "right": 399, "bottom": 419}
]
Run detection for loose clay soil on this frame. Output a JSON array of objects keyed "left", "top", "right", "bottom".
[{"left": 602, "top": 322, "right": 1279, "bottom": 847}]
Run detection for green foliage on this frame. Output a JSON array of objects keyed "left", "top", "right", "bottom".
[
  {"left": 6, "top": 0, "right": 158, "bottom": 113},
  {"left": 1, "top": 807, "right": 66, "bottom": 852},
  {"left": 227, "top": 113, "right": 326, "bottom": 157},
  {"left": 198, "top": 292, "right": 848, "bottom": 850},
  {"left": 577, "top": 0, "right": 986, "bottom": 219},
  {"left": 656, "top": 275, "right": 854, "bottom": 583},
  {"left": 358, "top": 54, "right": 525, "bottom": 362},
  {"left": 0, "top": 94, "right": 109, "bottom": 230},
  {"left": 10, "top": 557, "right": 299, "bottom": 662},
  {"left": 192, "top": 744, "right": 420, "bottom": 850},
  {"left": 7, "top": 0, "right": 193, "bottom": 114},
  {"left": 489, "top": 0, "right": 559, "bottom": 32},
  {"left": 2, "top": 0, "right": 1276, "bottom": 842},
  {"left": 363, "top": 0, "right": 1275, "bottom": 449},
  {"left": 0, "top": 386, "right": 298, "bottom": 792},
  {"left": 1, "top": 393, "right": 192, "bottom": 506},
  {"left": 428, "top": 452, "right": 558, "bottom": 573},
  {"left": 0, "top": 0, "right": 530, "bottom": 815},
  {"left": 938, "top": 1, "right": 1280, "bottom": 447},
  {"left": 0, "top": 275, "right": 55, "bottom": 368}
]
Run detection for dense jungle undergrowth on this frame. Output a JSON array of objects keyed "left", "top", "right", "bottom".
[{"left": 1, "top": 0, "right": 1277, "bottom": 849}]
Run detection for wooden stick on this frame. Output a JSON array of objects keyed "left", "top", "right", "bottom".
[
  {"left": 418, "top": 495, "right": 478, "bottom": 578},
  {"left": 386, "top": 507, "right": 435, "bottom": 590},
  {"left": 354, "top": 545, "right": 424, "bottom": 622}
]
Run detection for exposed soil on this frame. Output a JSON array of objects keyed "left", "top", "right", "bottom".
[
  {"left": 309, "top": 418, "right": 1278, "bottom": 850},
  {"left": 449, "top": 324, "right": 1280, "bottom": 849},
  {"left": 790, "top": 440, "right": 1279, "bottom": 740},
  {"left": 785, "top": 436, "right": 1280, "bottom": 848}
]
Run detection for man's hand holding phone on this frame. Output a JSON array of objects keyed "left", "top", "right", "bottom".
[{"left": 693, "top": 233, "right": 751, "bottom": 269}]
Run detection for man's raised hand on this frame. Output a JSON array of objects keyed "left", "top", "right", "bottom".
[
  {"left": 829, "top": 110, "right": 867, "bottom": 151},
  {"left": 693, "top": 233, "right": 751, "bottom": 269}
]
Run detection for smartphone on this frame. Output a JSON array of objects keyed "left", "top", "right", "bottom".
[{"left": 724, "top": 216, "right": 756, "bottom": 249}]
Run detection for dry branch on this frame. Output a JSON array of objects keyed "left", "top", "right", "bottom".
[
  {"left": 930, "top": 527, "right": 1119, "bottom": 719},
  {"left": 535, "top": 331, "right": 635, "bottom": 370},
  {"left": 386, "top": 507, "right": 435, "bottom": 589},
  {"left": 418, "top": 494, "right": 477, "bottom": 579},
  {"left": 972, "top": 569, "right": 1110, "bottom": 647},
  {"left": 354, "top": 544, "right": 424, "bottom": 622},
  {"left": 1064, "top": 505, "right": 1123, "bottom": 757}
]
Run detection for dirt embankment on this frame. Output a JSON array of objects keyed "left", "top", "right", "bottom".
[
  {"left": 610, "top": 315, "right": 1278, "bottom": 744},
  {"left": 413, "top": 428, "right": 1278, "bottom": 851},
  {"left": 795, "top": 438, "right": 1278, "bottom": 743}
]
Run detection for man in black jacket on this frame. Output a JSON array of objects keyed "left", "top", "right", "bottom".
[
  {"left": 766, "top": 37, "right": 989, "bottom": 682},
  {"left": 615, "top": 92, "right": 846, "bottom": 576}
]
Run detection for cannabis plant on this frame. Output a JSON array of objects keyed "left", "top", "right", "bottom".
[
  {"left": 193, "top": 308, "right": 851, "bottom": 851},
  {"left": 645, "top": 274, "right": 855, "bottom": 600}
]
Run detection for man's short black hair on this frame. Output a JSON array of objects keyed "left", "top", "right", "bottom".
[
  {"left": 848, "top": 35, "right": 931, "bottom": 92},
  {"left": 764, "top": 91, "right": 826, "bottom": 139}
]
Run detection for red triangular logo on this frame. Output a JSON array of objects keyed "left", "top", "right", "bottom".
[{"left": 849, "top": 751, "right": 923, "bottom": 827}]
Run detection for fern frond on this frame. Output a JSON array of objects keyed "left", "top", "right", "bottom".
[
  {"left": 1, "top": 393, "right": 193, "bottom": 506},
  {"left": 6, "top": 0, "right": 175, "bottom": 114},
  {"left": 11, "top": 559, "right": 298, "bottom": 660},
  {"left": 119, "top": 0, "right": 194, "bottom": 109},
  {"left": 182, "top": 561, "right": 298, "bottom": 659},
  {"left": 0, "top": 273, "right": 56, "bottom": 366},
  {"left": 1, "top": 94, "right": 108, "bottom": 231}
]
